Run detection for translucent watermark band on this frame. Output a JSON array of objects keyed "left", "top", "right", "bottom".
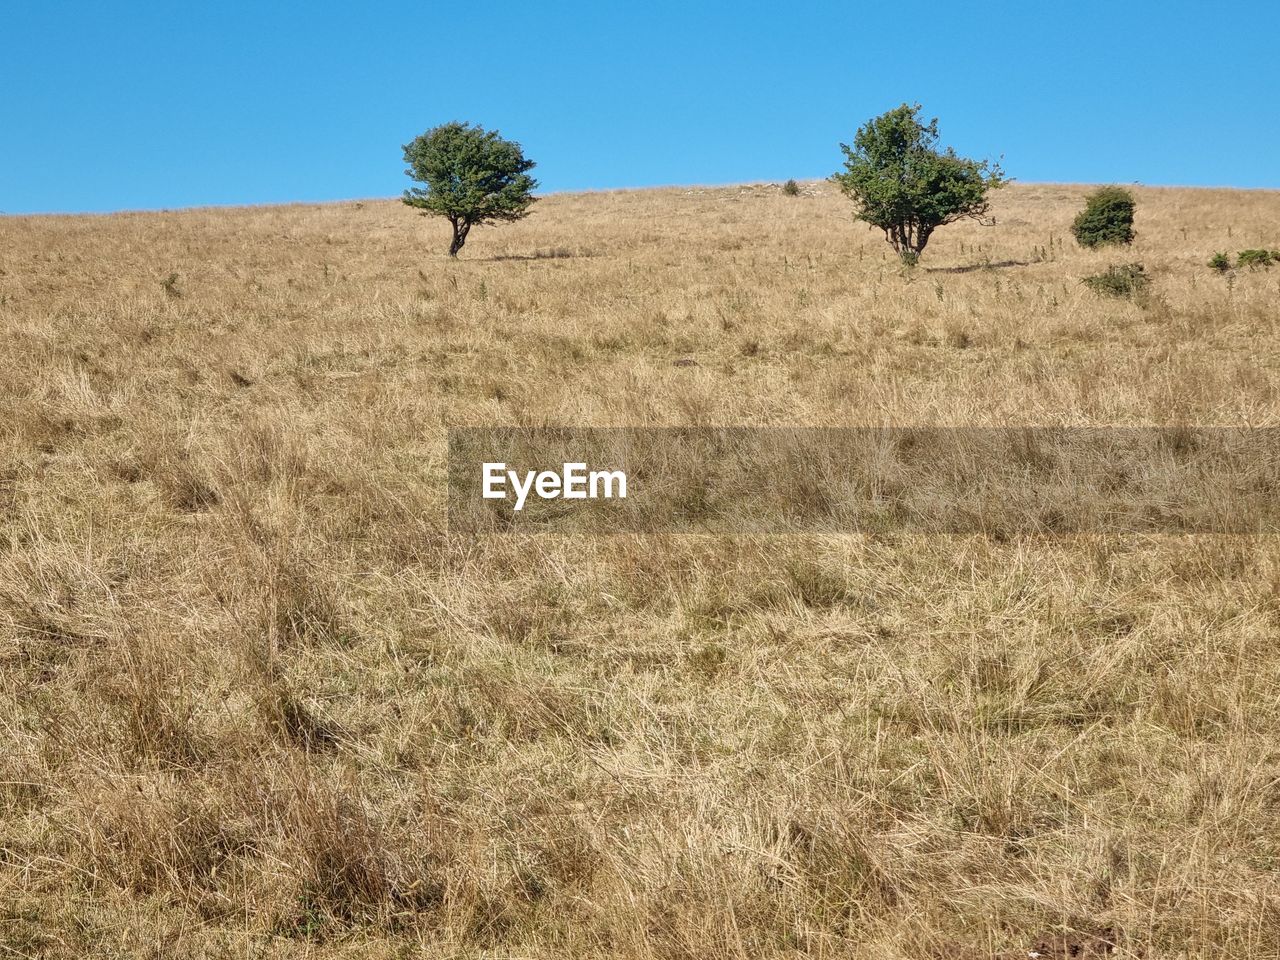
[{"left": 448, "top": 427, "right": 1280, "bottom": 534}]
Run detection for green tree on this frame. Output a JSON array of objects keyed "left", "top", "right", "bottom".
[
  {"left": 1071, "top": 186, "right": 1135, "bottom": 248},
  {"left": 832, "top": 104, "right": 1005, "bottom": 264},
  {"left": 402, "top": 122, "right": 538, "bottom": 257}
]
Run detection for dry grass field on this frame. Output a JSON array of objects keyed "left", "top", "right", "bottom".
[{"left": 3, "top": 181, "right": 1280, "bottom": 958}]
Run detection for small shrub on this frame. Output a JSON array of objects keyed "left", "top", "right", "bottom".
[
  {"left": 1236, "top": 249, "right": 1279, "bottom": 269},
  {"left": 1082, "top": 263, "right": 1148, "bottom": 300},
  {"left": 782, "top": 179, "right": 801, "bottom": 197},
  {"left": 1208, "top": 252, "right": 1231, "bottom": 272},
  {"left": 1072, "top": 186, "right": 1135, "bottom": 248}
]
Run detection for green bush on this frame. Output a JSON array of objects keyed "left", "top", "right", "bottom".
[
  {"left": 782, "top": 179, "right": 801, "bottom": 196},
  {"left": 1208, "top": 252, "right": 1231, "bottom": 272},
  {"left": 1071, "top": 186, "right": 1136, "bottom": 248},
  {"left": 1236, "top": 249, "right": 1279, "bottom": 269},
  {"left": 1082, "top": 263, "right": 1148, "bottom": 300}
]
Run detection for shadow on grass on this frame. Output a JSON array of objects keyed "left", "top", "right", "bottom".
[
  {"left": 480, "top": 249, "right": 595, "bottom": 262},
  {"left": 925, "top": 259, "right": 1035, "bottom": 274}
]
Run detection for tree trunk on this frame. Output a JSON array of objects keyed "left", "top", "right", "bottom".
[{"left": 448, "top": 219, "right": 471, "bottom": 258}]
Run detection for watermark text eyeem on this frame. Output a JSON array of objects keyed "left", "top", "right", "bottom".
[
  {"left": 482, "top": 462, "right": 628, "bottom": 512},
  {"left": 452, "top": 427, "right": 1280, "bottom": 533}
]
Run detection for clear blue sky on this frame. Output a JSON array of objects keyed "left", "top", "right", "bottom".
[{"left": 3, "top": 1, "right": 1276, "bottom": 213}]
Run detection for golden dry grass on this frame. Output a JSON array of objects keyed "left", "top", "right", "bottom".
[{"left": 2, "top": 181, "right": 1280, "bottom": 958}]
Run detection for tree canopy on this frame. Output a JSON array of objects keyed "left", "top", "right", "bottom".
[
  {"left": 402, "top": 122, "right": 538, "bottom": 257},
  {"left": 832, "top": 104, "right": 1005, "bottom": 263}
]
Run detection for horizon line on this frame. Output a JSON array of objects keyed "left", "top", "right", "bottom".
[{"left": 4, "top": 178, "right": 1279, "bottom": 219}]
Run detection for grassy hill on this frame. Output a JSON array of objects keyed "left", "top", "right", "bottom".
[{"left": 2, "top": 182, "right": 1280, "bottom": 958}]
